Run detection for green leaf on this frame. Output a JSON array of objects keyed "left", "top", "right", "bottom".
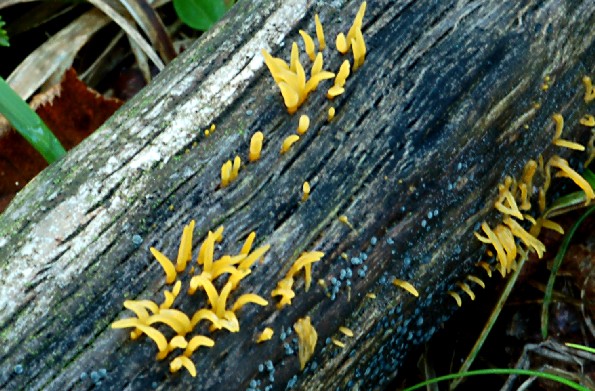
[
  {"left": 0, "top": 76, "right": 65, "bottom": 163},
  {"left": 0, "top": 16, "right": 9, "bottom": 47},
  {"left": 173, "top": 0, "right": 228, "bottom": 31}
]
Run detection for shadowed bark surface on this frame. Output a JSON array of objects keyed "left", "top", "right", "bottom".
[{"left": 0, "top": 0, "right": 593, "bottom": 390}]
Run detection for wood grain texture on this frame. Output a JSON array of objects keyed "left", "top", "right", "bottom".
[{"left": 0, "top": 0, "right": 593, "bottom": 390}]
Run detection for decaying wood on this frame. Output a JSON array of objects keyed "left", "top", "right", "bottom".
[{"left": 0, "top": 0, "right": 594, "bottom": 390}]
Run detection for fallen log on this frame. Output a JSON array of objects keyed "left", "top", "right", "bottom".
[{"left": 0, "top": 0, "right": 593, "bottom": 390}]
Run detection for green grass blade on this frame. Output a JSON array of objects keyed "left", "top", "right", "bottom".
[
  {"left": 404, "top": 368, "right": 589, "bottom": 391},
  {"left": 0, "top": 76, "right": 66, "bottom": 163},
  {"left": 565, "top": 342, "right": 595, "bottom": 354},
  {"left": 541, "top": 205, "right": 595, "bottom": 339},
  {"left": 450, "top": 253, "right": 527, "bottom": 390}
]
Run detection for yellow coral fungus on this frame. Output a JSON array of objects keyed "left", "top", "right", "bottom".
[
  {"left": 476, "top": 261, "right": 493, "bottom": 278},
  {"left": 326, "top": 85, "right": 345, "bottom": 99},
  {"left": 332, "top": 338, "right": 346, "bottom": 348},
  {"left": 112, "top": 320, "right": 168, "bottom": 355},
  {"left": 335, "top": 2, "right": 367, "bottom": 56},
  {"left": 298, "top": 114, "right": 310, "bottom": 135},
  {"left": 502, "top": 217, "right": 546, "bottom": 258},
  {"left": 448, "top": 291, "right": 462, "bottom": 307},
  {"left": 150, "top": 247, "right": 177, "bottom": 284},
  {"left": 294, "top": 316, "right": 317, "bottom": 370},
  {"left": 220, "top": 160, "right": 232, "bottom": 188},
  {"left": 551, "top": 114, "right": 585, "bottom": 151},
  {"left": 231, "top": 293, "right": 268, "bottom": 312},
  {"left": 302, "top": 181, "right": 311, "bottom": 202},
  {"left": 392, "top": 278, "right": 419, "bottom": 297},
  {"left": 271, "top": 277, "right": 296, "bottom": 307},
  {"left": 466, "top": 275, "right": 485, "bottom": 289},
  {"left": 456, "top": 282, "right": 476, "bottom": 301},
  {"left": 339, "top": 326, "right": 354, "bottom": 337},
  {"left": 146, "top": 309, "right": 192, "bottom": 336},
  {"left": 240, "top": 232, "right": 256, "bottom": 255},
  {"left": 299, "top": 30, "right": 316, "bottom": 61},
  {"left": 184, "top": 335, "right": 215, "bottom": 357},
  {"left": 249, "top": 131, "right": 264, "bottom": 162},
  {"left": 335, "top": 60, "right": 351, "bottom": 87},
  {"left": 281, "top": 134, "right": 300, "bottom": 153},
  {"left": 170, "top": 355, "right": 197, "bottom": 377},
  {"left": 261, "top": 44, "right": 335, "bottom": 114},
  {"left": 474, "top": 223, "right": 509, "bottom": 276},
  {"left": 328, "top": 106, "right": 336, "bottom": 121},
  {"left": 256, "top": 327, "right": 274, "bottom": 343},
  {"left": 549, "top": 155, "right": 595, "bottom": 203},
  {"left": 315, "top": 14, "right": 326, "bottom": 50},
  {"left": 580, "top": 114, "right": 595, "bottom": 127},
  {"left": 174, "top": 220, "right": 195, "bottom": 272},
  {"left": 338, "top": 215, "right": 354, "bottom": 229},
  {"left": 366, "top": 292, "right": 377, "bottom": 299},
  {"left": 352, "top": 29, "right": 366, "bottom": 70},
  {"left": 494, "top": 179, "right": 523, "bottom": 219},
  {"left": 336, "top": 33, "right": 348, "bottom": 54},
  {"left": 231, "top": 156, "right": 241, "bottom": 181},
  {"left": 160, "top": 280, "right": 182, "bottom": 310},
  {"left": 583, "top": 76, "right": 595, "bottom": 103}
]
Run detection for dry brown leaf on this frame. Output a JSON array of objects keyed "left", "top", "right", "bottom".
[{"left": 0, "top": 68, "right": 123, "bottom": 212}]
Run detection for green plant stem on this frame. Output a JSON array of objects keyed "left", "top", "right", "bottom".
[
  {"left": 405, "top": 368, "right": 589, "bottom": 391},
  {"left": 565, "top": 342, "right": 595, "bottom": 354},
  {"left": 449, "top": 253, "right": 527, "bottom": 390},
  {"left": 0, "top": 76, "right": 66, "bottom": 163},
  {"left": 541, "top": 205, "right": 595, "bottom": 339}
]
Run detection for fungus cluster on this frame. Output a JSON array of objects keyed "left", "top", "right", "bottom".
[
  {"left": 220, "top": 156, "right": 241, "bottom": 188},
  {"left": 271, "top": 251, "right": 324, "bottom": 308},
  {"left": 260, "top": 2, "right": 367, "bottom": 157},
  {"left": 112, "top": 221, "right": 269, "bottom": 376},
  {"left": 293, "top": 316, "right": 318, "bottom": 370},
  {"left": 113, "top": 1, "right": 370, "bottom": 381},
  {"left": 452, "top": 77, "right": 595, "bottom": 307}
]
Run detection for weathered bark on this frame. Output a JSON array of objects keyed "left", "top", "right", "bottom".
[{"left": 0, "top": 0, "right": 593, "bottom": 390}]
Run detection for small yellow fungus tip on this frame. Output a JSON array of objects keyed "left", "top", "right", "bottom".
[
  {"left": 579, "top": 114, "right": 595, "bottom": 127},
  {"left": 549, "top": 155, "right": 595, "bottom": 203},
  {"left": 583, "top": 76, "right": 595, "bottom": 103},
  {"left": 294, "top": 316, "right": 318, "bottom": 370},
  {"left": 231, "top": 156, "right": 241, "bottom": 181},
  {"left": 170, "top": 356, "right": 197, "bottom": 377},
  {"left": 466, "top": 275, "right": 486, "bottom": 289},
  {"left": 150, "top": 247, "right": 177, "bottom": 284},
  {"left": 210, "top": 123, "right": 216, "bottom": 132},
  {"left": 392, "top": 278, "right": 419, "bottom": 297},
  {"left": 366, "top": 292, "right": 376, "bottom": 299},
  {"left": 338, "top": 215, "right": 355, "bottom": 230},
  {"left": 327, "top": 85, "right": 345, "bottom": 99},
  {"left": 298, "top": 114, "right": 310, "bottom": 135},
  {"left": 302, "top": 181, "right": 311, "bottom": 201},
  {"left": 256, "top": 327, "right": 274, "bottom": 343},
  {"left": 456, "top": 282, "right": 476, "bottom": 301},
  {"left": 448, "top": 291, "right": 462, "bottom": 307},
  {"left": 335, "top": 60, "right": 351, "bottom": 88},
  {"left": 220, "top": 160, "right": 232, "bottom": 188},
  {"left": 552, "top": 114, "right": 586, "bottom": 151},
  {"left": 339, "top": 326, "right": 354, "bottom": 337},
  {"left": 249, "top": 131, "right": 264, "bottom": 162},
  {"left": 299, "top": 30, "right": 316, "bottom": 61},
  {"left": 315, "top": 14, "right": 326, "bottom": 50},
  {"left": 328, "top": 106, "right": 336, "bottom": 121},
  {"left": 281, "top": 135, "right": 300, "bottom": 154},
  {"left": 331, "top": 338, "right": 346, "bottom": 348}
]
